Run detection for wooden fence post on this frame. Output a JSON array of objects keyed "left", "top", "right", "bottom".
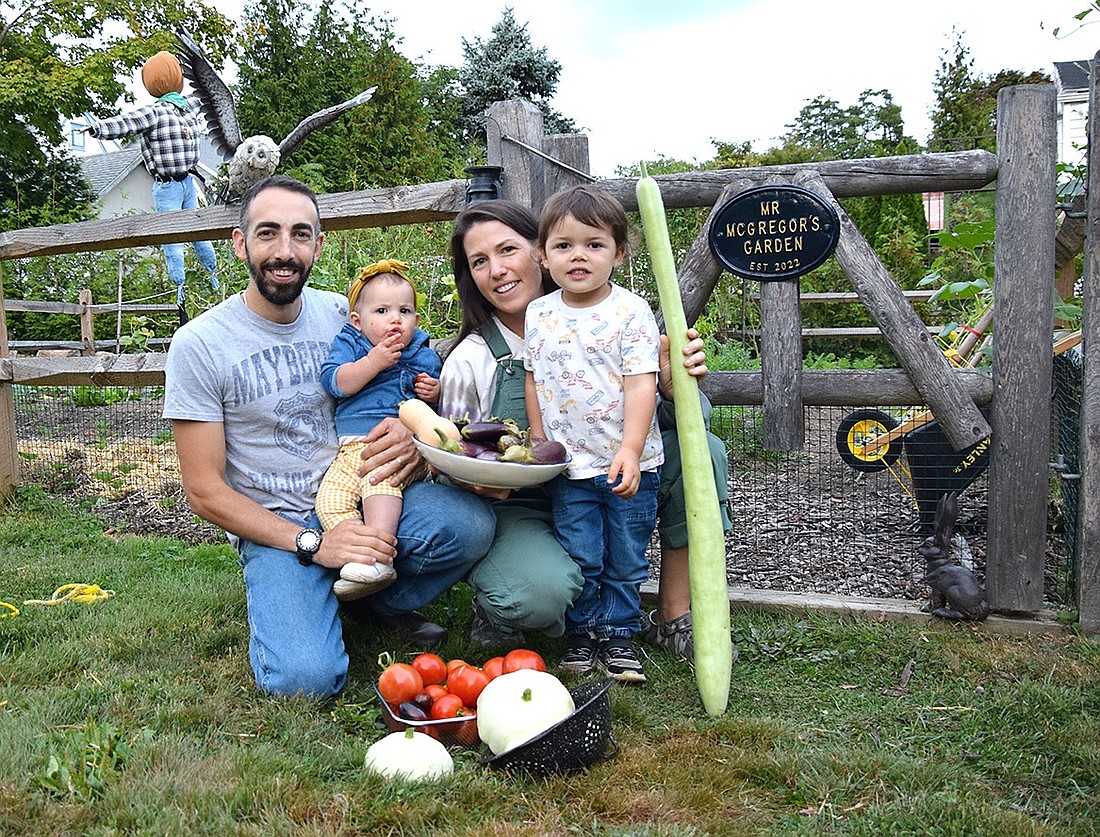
[
  {"left": 487, "top": 99, "right": 546, "bottom": 210},
  {"left": 543, "top": 133, "right": 591, "bottom": 197},
  {"left": 79, "top": 288, "right": 95, "bottom": 356},
  {"left": 0, "top": 263, "right": 19, "bottom": 497},
  {"left": 986, "top": 84, "right": 1057, "bottom": 614},
  {"left": 1074, "top": 50, "right": 1100, "bottom": 635}
]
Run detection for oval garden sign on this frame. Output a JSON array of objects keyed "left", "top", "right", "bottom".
[{"left": 708, "top": 185, "right": 840, "bottom": 281}]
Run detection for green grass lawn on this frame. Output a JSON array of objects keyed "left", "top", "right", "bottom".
[{"left": 2, "top": 486, "right": 1098, "bottom": 836}]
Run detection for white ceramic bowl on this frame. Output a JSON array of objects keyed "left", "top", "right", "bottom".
[{"left": 413, "top": 438, "right": 569, "bottom": 490}]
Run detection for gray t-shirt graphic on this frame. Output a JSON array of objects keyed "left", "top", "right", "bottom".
[{"left": 163, "top": 288, "right": 349, "bottom": 521}]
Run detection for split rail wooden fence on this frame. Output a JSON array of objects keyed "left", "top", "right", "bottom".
[{"left": 2, "top": 72, "right": 1098, "bottom": 632}]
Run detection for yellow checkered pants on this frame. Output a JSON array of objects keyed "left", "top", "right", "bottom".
[{"left": 316, "top": 440, "right": 407, "bottom": 531}]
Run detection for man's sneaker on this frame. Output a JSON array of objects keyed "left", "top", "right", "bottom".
[
  {"left": 470, "top": 599, "right": 525, "bottom": 649},
  {"left": 560, "top": 635, "right": 598, "bottom": 674},
  {"left": 343, "top": 604, "right": 447, "bottom": 647},
  {"left": 598, "top": 638, "right": 646, "bottom": 684}
]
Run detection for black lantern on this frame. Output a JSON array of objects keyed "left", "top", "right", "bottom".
[{"left": 464, "top": 165, "right": 503, "bottom": 204}]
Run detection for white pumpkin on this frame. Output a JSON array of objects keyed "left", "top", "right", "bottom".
[
  {"left": 476, "top": 669, "right": 576, "bottom": 756},
  {"left": 364, "top": 729, "right": 454, "bottom": 781}
]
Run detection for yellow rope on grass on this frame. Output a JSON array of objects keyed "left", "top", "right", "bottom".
[
  {"left": 1, "top": 600, "right": 19, "bottom": 618},
  {"left": 22, "top": 583, "right": 116, "bottom": 607}
]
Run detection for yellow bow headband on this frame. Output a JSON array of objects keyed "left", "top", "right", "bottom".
[{"left": 347, "top": 259, "right": 416, "bottom": 311}]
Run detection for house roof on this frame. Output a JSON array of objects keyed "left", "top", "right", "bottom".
[
  {"left": 76, "top": 136, "right": 226, "bottom": 200},
  {"left": 78, "top": 148, "right": 145, "bottom": 199},
  {"left": 1054, "top": 60, "right": 1090, "bottom": 93}
]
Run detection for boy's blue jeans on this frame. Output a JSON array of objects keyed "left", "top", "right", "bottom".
[
  {"left": 549, "top": 471, "right": 660, "bottom": 640},
  {"left": 152, "top": 176, "right": 218, "bottom": 299},
  {"left": 237, "top": 480, "right": 495, "bottom": 699}
]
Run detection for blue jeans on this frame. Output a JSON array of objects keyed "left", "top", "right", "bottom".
[
  {"left": 152, "top": 176, "right": 218, "bottom": 298},
  {"left": 238, "top": 481, "right": 495, "bottom": 699},
  {"left": 549, "top": 471, "right": 660, "bottom": 640}
]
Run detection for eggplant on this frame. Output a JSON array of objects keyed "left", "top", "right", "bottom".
[
  {"left": 499, "top": 438, "right": 568, "bottom": 465},
  {"left": 530, "top": 439, "right": 567, "bottom": 465},
  {"left": 397, "top": 701, "right": 430, "bottom": 722},
  {"left": 498, "top": 443, "right": 529, "bottom": 463},
  {"left": 461, "top": 421, "right": 511, "bottom": 446},
  {"left": 496, "top": 433, "right": 525, "bottom": 454},
  {"left": 458, "top": 439, "right": 497, "bottom": 458}
]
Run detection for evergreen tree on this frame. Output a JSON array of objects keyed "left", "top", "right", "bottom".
[
  {"left": 457, "top": 7, "right": 576, "bottom": 143},
  {"left": 781, "top": 89, "right": 911, "bottom": 160}
]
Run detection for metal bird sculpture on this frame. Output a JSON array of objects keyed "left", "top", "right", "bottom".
[{"left": 175, "top": 30, "right": 376, "bottom": 201}]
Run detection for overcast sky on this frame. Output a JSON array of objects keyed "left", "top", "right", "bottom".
[{"left": 202, "top": 0, "right": 1095, "bottom": 176}]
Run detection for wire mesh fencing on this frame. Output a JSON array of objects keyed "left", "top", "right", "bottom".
[{"left": 10, "top": 384, "right": 1075, "bottom": 607}]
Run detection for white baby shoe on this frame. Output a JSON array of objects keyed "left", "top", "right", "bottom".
[{"left": 333, "top": 561, "right": 397, "bottom": 602}]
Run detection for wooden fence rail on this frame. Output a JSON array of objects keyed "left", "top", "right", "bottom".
[{"left": 2, "top": 295, "right": 177, "bottom": 355}]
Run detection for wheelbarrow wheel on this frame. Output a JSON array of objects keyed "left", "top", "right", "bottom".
[{"left": 836, "top": 408, "right": 902, "bottom": 473}]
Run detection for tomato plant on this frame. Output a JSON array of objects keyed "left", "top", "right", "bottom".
[
  {"left": 502, "top": 648, "right": 547, "bottom": 673},
  {"left": 446, "top": 664, "right": 490, "bottom": 708},
  {"left": 411, "top": 652, "right": 448, "bottom": 686},
  {"left": 377, "top": 662, "right": 423, "bottom": 706},
  {"left": 428, "top": 693, "right": 467, "bottom": 720}
]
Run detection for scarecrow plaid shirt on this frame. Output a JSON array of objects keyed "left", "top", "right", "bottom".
[{"left": 87, "top": 95, "right": 205, "bottom": 180}]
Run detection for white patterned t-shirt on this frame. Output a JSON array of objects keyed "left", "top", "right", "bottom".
[{"left": 523, "top": 285, "right": 663, "bottom": 479}]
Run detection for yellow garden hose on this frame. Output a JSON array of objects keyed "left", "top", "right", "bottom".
[{"left": 3, "top": 583, "right": 116, "bottom": 615}]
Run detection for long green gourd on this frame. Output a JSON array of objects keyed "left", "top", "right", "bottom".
[{"left": 637, "top": 165, "right": 732, "bottom": 716}]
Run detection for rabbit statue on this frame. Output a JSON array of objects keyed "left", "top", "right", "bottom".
[{"left": 920, "top": 492, "right": 991, "bottom": 622}]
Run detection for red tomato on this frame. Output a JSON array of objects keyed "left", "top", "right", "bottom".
[
  {"left": 429, "top": 693, "right": 466, "bottom": 720},
  {"left": 502, "top": 648, "right": 547, "bottom": 674},
  {"left": 482, "top": 656, "right": 505, "bottom": 680},
  {"left": 447, "top": 664, "right": 490, "bottom": 709},
  {"left": 424, "top": 684, "right": 449, "bottom": 702},
  {"left": 411, "top": 652, "right": 448, "bottom": 686},
  {"left": 377, "top": 663, "right": 423, "bottom": 706},
  {"left": 446, "top": 658, "right": 469, "bottom": 677}
]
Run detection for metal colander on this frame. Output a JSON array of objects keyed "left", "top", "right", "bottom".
[{"left": 481, "top": 677, "right": 618, "bottom": 777}]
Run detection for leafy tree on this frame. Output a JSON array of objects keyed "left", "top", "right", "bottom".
[
  {"left": 0, "top": 0, "right": 235, "bottom": 228},
  {"left": 929, "top": 32, "right": 1049, "bottom": 153},
  {"left": 233, "top": 0, "right": 467, "bottom": 191},
  {"left": 781, "top": 89, "right": 911, "bottom": 160},
  {"left": 457, "top": 7, "right": 576, "bottom": 144}
]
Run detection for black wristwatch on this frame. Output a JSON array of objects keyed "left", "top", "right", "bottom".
[{"left": 295, "top": 528, "right": 323, "bottom": 566}]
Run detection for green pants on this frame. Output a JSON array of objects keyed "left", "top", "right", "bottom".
[
  {"left": 657, "top": 427, "right": 732, "bottom": 549},
  {"left": 466, "top": 495, "right": 582, "bottom": 638}
]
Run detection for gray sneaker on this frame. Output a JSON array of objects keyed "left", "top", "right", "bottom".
[
  {"left": 639, "top": 610, "right": 695, "bottom": 659},
  {"left": 597, "top": 638, "right": 646, "bottom": 684},
  {"left": 470, "top": 599, "right": 525, "bottom": 649}
]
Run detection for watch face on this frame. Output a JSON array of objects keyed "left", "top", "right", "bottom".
[{"left": 297, "top": 529, "right": 322, "bottom": 553}]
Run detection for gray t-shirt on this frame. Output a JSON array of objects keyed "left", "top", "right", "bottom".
[{"left": 163, "top": 288, "right": 349, "bottom": 521}]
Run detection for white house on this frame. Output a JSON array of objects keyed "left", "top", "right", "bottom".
[
  {"left": 64, "top": 115, "right": 224, "bottom": 219},
  {"left": 1054, "top": 60, "right": 1090, "bottom": 172}
]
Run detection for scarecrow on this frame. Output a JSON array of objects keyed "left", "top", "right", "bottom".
[{"left": 85, "top": 49, "right": 219, "bottom": 324}]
